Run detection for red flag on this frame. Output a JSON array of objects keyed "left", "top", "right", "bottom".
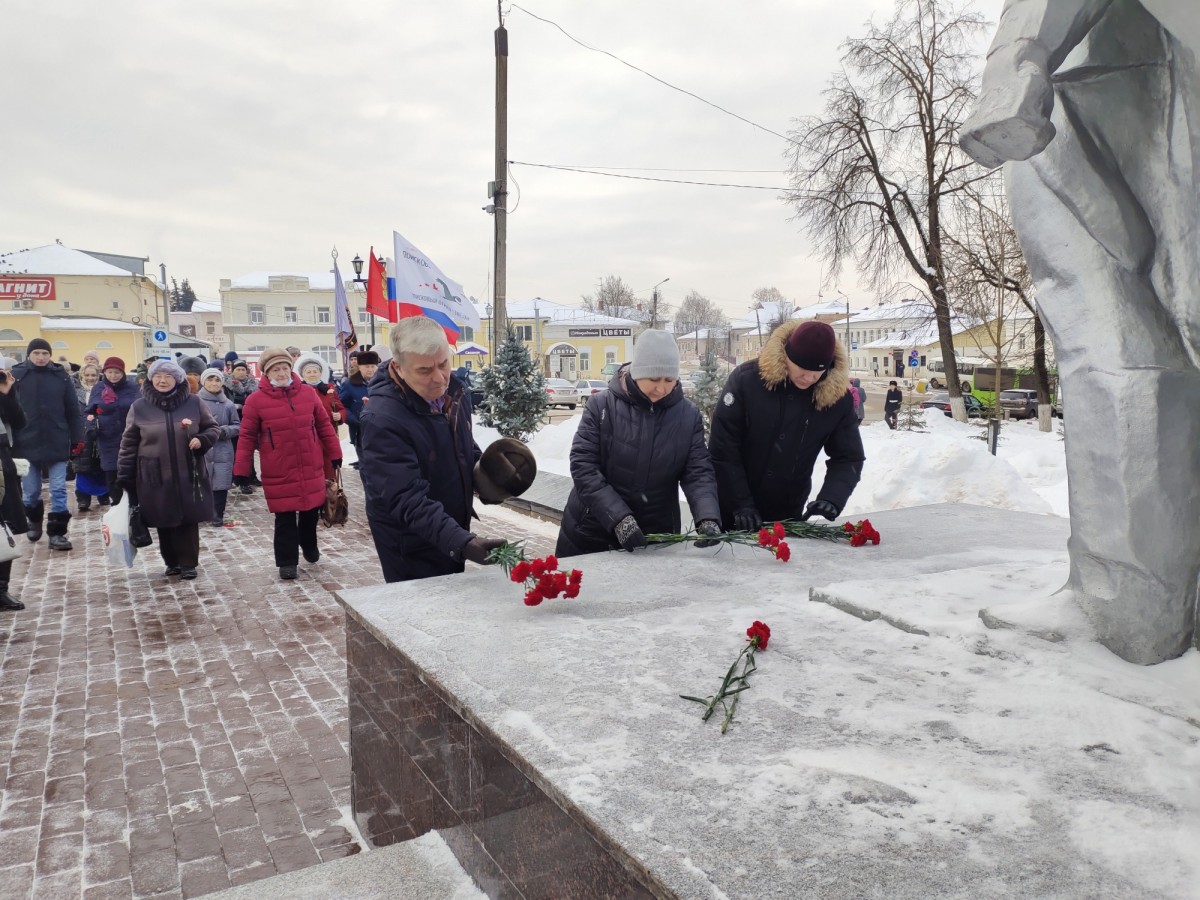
[{"left": 366, "top": 248, "right": 395, "bottom": 323}]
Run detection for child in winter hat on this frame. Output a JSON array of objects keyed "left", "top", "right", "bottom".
[{"left": 629, "top": 330, "right": 680, "bottom": 380}]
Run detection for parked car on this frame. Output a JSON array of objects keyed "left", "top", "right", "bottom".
[
  {"left": 462, "top": 371, "right": 485, "bottom": 409},
  {"left": 919, "top": 392, "right": 989, "bottom": 418},
  {"left": 576, "top": 379, "right": 608, "bottom": 403},
  {"left": 998, "top": 389, "right": 1040, "bottom": 420},
  {"left": 545, "top": 378, "right": 581, "bottom": 409}
]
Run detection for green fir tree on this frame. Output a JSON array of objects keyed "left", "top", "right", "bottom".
[
  {"left": 479, "top": 324, "right": 548, "bottom": 441},
  {"left": 692, "top": 351, "right": 723, "bottom": 439}
]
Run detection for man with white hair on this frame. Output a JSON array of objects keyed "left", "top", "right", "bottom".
[{"left": 359, "top": 316, "right": 508, "bottom": 583}]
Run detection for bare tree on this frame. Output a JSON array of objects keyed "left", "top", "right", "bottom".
[
  {"left": 946, "top": 175, "right": 1056, "bottom": 429},
  {"left": 581, "top": 275, "right": 636, "bottom": 319},
  {"left": 784, "top": 0, "right": 987, "bottom": 420},
  {"left": 580, "top": 275, "right": 671, "bottom": 325},
  {"left": 673, "top": 290, "right": 728, "bottom": 340},
  {"left": 751, "top": 286, "right": 796, "bottom": 331}
]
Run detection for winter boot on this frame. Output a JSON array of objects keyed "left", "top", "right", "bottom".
[
  {"left": 98, "top": 494, "right": 112, "bottom": 508},
  {"left": 0, "top": 581, "right": 24, "bottom": 611},
  {"left": 25, "top": 501, "right": 44, "bottom": 542},
  {"left": 76, "top": 490, "right": 91, "bottom": 512},
  {"left": 46, "top": 511, "right": 73, "bottom": 551}
]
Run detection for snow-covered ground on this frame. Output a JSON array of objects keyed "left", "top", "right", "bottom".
[{"left": 475, "top": 409, "right": 1070, "bottom": 519}]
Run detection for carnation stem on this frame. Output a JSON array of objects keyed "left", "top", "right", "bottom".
[{"left": 720, "top": 648, "right": 757, "bottom": 733}]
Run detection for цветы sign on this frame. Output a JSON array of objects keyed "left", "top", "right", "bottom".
[{"left": 0, "top": 276, "right": 55, "bottom": 301}]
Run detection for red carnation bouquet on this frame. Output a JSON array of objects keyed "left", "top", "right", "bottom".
[{"left": 488, "top": 542, "right": 583, "bottom": 606}]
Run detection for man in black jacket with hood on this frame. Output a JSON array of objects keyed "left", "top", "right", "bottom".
[
  {"left": 709, "top": 321, "right": 865, "bottom": 531},
  {"left": 13, "top": 338, "right": 83, "bottom": 550}
]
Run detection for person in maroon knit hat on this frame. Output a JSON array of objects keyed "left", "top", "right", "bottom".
[{"left": 708, "top": 320, "right": 865, "bottom": 531}]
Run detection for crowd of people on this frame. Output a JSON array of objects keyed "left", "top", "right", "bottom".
[{"left": 0, "top": 315, "right": 867, "bottom": 609}]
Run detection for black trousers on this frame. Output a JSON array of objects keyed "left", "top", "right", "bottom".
[
  {"left": 273, "top": 506, "right": 321, "bottom": 567},
  {"left": 157, "top": 524, "right": 200, "bottom": 568},
  {"left": 213, "top": 489, "right": 228, "bottom": 520}
]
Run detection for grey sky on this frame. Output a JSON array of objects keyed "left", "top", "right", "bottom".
[{"left": 2, "top": 0, "right": 1004, "bottom": 319}]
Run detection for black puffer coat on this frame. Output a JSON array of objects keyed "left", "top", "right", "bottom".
[
  {"left": 359, "top": 365, "right": 481, "bottom": 583},
  {"left": 556, "top": 367, "right": 720, "bottom": 557},
  {"left": 10, "top": 360, "right": 82, "bottom": 464},
  {"left": 0, "top": 387, "right": 29, "bottom": 533},
  {"left": 117, "top": 379, "right": 221, "bottom": 528},
  {"left": 709, "top": 320, "right": 865, "bottom": 526}
]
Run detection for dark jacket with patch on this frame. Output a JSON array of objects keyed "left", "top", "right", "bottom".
[
  {"left": 709, "top": 320, "right": 865, "bottom": 526},
  {"left": 358, "top": 365, "right": 480, "bottom": 583},
  {"left": 116, "top": 380, "right": 222, "bottom": 527},
  {"left": 11, "top": 360, "right": 82, "bottom": 464},
  {"left": 556, "top": 367, "right": 720, "bottom": 557}
]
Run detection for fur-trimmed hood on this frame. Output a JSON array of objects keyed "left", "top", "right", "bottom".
[{"left": 757, "top": 320, "right": 850, "bottom": 411}]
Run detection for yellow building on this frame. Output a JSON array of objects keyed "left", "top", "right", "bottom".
[
  {"left": 471, "top": 298, "right": 636, "bottom": 379},
  {"left": 0, "top": 243, "right": 209, "bottom": 362}
]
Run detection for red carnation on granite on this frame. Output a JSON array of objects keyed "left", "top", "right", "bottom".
[{"left": 682, "top": 620, "right": 772, "bottom": 734}]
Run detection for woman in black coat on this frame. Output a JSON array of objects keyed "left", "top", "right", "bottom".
[
  {"left": 0, "top": 357, "right": 29, "bottom": 610},
  {"left": 555, "top": 331, "right": 721, "bottom": 558},
  {"left": 116, "top": 359, "right": 220, "bottom": 580}
]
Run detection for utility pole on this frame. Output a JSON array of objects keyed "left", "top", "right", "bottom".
[
  {"left": 491, "top": 3, "right": 508, "bottom": 348},
  {"left": 159, "top": 262, "right": 171, "bottom": 334}
]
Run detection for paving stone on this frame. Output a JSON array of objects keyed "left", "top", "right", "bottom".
[{"left": 0, "top": 473, "right": 558, "bottom": 897}]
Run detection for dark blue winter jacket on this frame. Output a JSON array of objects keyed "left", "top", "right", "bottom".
[
  {"left": 556, "top": 366, "right": 720, "bottom": 557},
  {"left": 337, "top": 372, "right": 371, "bottom": 426},
  {"left": 359, "top": 366, "right": 481, "bottom": 583},
  {"left": 88, "top": 375, "right": 140, "bottom": 471},
  {"left": 11, "top": 360, "right": 82, "bottom": 464}
]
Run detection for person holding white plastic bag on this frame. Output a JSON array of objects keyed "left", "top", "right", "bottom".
[
  {"left": 0, "top": 357, "right": 29, "bottom": 610},
  {"left": 117, "top": 359, "right": 221, "bottom": 580}
]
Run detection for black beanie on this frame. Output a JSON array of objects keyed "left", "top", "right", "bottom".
[
  {"left": 26, "top": 338, "right": 51, "bottom": 355},
  {"left": 784, "top": 322, "right": 837, "bottom": 371}
]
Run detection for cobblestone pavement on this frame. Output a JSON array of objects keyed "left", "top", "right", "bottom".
[{"left": 0, "top": 469, "right": 560, "bottom": 899}]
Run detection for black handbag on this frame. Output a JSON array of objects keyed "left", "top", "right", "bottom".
[{"left": 129, "top": 505, "right": 153, "bottom": 548}]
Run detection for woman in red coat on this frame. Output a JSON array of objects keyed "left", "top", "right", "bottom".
[{"left": 233, "top": 347, "right": 342, "bottom": 580}]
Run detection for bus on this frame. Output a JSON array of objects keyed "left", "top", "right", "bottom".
[{"left": 926, "top": 358, "right": 1018, "bottom": 406}]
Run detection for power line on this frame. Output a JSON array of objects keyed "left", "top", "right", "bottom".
[
  {"left": 508, "top": 160, "right": 788, "bottom": 191},
  {"left": 509, "top": 4, "right": 797, "bottom": 146}
]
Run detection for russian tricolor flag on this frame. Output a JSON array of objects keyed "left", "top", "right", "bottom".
[{"left": 388, "top": 230, "right": 479, "bottom": 347}]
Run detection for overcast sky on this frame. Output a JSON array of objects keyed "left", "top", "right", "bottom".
[{"left": 3, "top": 0, "right": 1004, "bottom": 320}]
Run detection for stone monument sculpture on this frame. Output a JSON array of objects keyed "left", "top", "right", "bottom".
[{"left": 960, "top": 0, "right": 1200, "bottom": 665}]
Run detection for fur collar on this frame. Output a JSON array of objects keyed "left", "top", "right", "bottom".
[{"left": 757, "top": 320, "right": 850, "bottom": 411}]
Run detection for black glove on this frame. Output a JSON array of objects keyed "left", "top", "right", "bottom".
[
  {"left": 802, "top": 499, "right": 840, "bottom": 522},
  {"left": 693, "top": 519, "right": 722, "bottom": 549},
  {"left": 733, "top": 507, "right": 762, "bottom": 533},
  {"left": 331, "top": 458, "right": 342, "bottom": 470},
  {"left": 614, "top": 515, "right": 647, "bottom": 552},
  {"left": 109, "top": 485, "right": 123, "bottom": 506},
  {"left": 233, "top": 475, "right": 250, "bottom": 488},
  {"left": 463, "top": 537, "right": 505, "bottom": 565},
  {"left": 114, "top": 481, "right": 136, "bottom": 506}
]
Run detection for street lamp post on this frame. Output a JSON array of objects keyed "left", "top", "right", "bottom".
[
  {"left": 649, "top": 277, "right": 669, "bottom": 329},
  {"left": 751, "top": 301, "right": 764, "bottom": 351},
  {"left": 837, "top": 290, "right": 851, "bottom": 371},
  {"left": 351, "top": 254, "right": 371, "bottom": 348},
  {"left": 485, "top": 303, "right": 493, "bottom": 351}
]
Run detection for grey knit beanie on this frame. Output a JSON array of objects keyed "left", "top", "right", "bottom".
[{"left": 629, "top": 330, "right": 679, "bottom": 380}]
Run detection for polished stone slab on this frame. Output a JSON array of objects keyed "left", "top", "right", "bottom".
[{"left": 337, "top": 504, "right": 1199, "bottom": 898}]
